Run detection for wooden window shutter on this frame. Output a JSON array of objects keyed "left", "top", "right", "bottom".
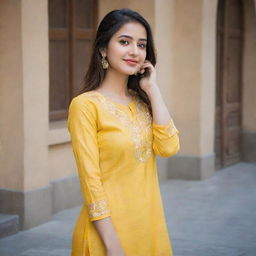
[{"left": 48, "top": 0, "right": 97, "bottom": 121}]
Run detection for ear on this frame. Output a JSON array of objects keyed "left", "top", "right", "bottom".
[{"left": 99, "top": 48, "right": 107, "bottom": 57}]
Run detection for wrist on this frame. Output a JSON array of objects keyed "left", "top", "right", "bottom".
[
  {"left": 104, "top": 235, "right": 120, "bottom": 250},
  {"left": 146, "top": 85, "right": 161, "bottom": 100}
]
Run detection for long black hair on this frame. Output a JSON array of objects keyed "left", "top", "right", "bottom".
[{"left": 79, "top": 8, "right": 157, "bottom": 116}]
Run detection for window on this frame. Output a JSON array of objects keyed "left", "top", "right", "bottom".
[{"left": 48, "top": 0, "right": 97, "bottom": 121}]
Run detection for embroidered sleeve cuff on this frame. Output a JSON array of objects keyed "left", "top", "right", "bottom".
[
  {"left": 87, "top": 199, "right": 111, "bottom": 221},
  {"left": 152, "top": 119, "right": 179, "bottom": 137}
]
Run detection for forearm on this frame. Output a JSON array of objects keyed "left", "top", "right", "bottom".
[
  {"left": 93, "top": 216, "right": 121, "bottom": 250},
  {"left": 147, "top": 86, "right": 172, "bottom": 125}
]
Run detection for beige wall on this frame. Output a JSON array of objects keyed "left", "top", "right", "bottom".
[
  {"left": 0, "top": 1, "right": 24, "bottom": 190},
  {"left": 170, "top": 0, "right": 217, "bottom": 156},
  {"left": 171, "top": 0, "right": 202, "bottom": 156},
  {"left": 48, "top": 120, "right": 76, "bottom": 180},
  {"left": 243, "top": 0, "right": 256, "bottom": 132},
  {"left": 0, "top": 0, "right": 49, "bottom": 191},
  {"left": 154, "top": 0, "right": 175, "bottom": 111},
  {"left": 49, "top": 143, "right": 76, "bottom": 181},
  {"left": 98, "top": 0, "right": 155, "bottom": 32},
  {"left": 22, "top": 0, "right": 49, "bottom": 190},
  {"left": 200, "top": 0, "right": 218, "bottom": 154}
]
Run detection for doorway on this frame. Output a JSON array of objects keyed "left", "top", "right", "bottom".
[{"left": 215, "top": 0, "right": 243, "bottom": 169}]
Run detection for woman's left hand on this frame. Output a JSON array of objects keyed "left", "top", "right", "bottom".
[{"left": 138, "top": 60, "right": 158, "bottom": 95}]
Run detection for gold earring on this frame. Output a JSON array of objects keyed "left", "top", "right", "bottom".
[{"left": 101, "top": 55, "right": 109, "bottom": 69}]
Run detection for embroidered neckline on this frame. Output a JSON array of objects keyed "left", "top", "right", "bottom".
[
  {"left": 84, "top": 90, "right": 153, "bottom": 163},
  {"left": 91, "top": 89, "right": 136, "bottom": 108}
]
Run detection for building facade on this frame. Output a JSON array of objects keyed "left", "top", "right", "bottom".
[{"left": 0, "top": 0, "right": 255, "bottom": 230}]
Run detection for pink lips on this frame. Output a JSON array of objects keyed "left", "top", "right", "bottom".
[{"left": 124, "top": 59, "right": 138, "bottom": 66}]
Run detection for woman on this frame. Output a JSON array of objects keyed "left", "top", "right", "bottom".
[{"left": 67, "top": 8, "right": 180, "bottom": 256}]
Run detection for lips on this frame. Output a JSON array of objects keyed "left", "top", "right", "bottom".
[{"left": 124, "top": 59, "right": 138, "bottom": 66}]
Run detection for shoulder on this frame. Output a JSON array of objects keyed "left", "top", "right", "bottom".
[
  {"left": 69, "top": 91, "right": 101, "bottom": 113},
  {"left": 67, "top": 93, "right": 99, "bottom": 129},
  {"left": 67, "top": 94, "right": 100, "bottom": 130}
]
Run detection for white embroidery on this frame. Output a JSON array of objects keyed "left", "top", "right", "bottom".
[
  {"left": 87, "top": 199, "right": 110, "bottom": 219},
  {"left": 85, "top": 90, "right": 153, "bottom": 163}
]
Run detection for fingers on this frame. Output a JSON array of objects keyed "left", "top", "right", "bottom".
[{"left": 140, "top": 62, "right": 153, "bottom": 74}]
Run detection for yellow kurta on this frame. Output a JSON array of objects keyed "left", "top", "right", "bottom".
[{"left": 67, "top": 89, "right": 180, "bottom": 256}]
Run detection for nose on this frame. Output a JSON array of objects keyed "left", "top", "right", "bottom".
[{"left": 129, "top": 43, "right": 139, "bottom": 56}]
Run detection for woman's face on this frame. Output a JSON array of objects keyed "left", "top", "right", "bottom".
[{"left": 103, "top": 22, "right": 147, "bottom": 75}]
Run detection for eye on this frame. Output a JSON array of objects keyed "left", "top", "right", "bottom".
[
  {"left": 138, "top": 43, "right": 147, "bottom": 49},
  {"left": 119, "top": 40, "right": 129, "bottom": 45}
]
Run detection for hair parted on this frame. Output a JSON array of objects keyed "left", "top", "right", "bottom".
[{"left": 78, "top": 8, "right": 157, "bottom": 116}]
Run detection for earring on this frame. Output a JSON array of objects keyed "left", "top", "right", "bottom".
[{"left": 101, "top": 55, "right": 109, "bottom": 69}]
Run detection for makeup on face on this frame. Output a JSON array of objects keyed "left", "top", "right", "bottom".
[
  {"left": 117, "top": 35, "right": 147, "bottom": 68},
  {"left": 106, "top": 22, "right": 147, "bottom": 75}
]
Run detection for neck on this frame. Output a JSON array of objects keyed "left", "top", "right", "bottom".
[{"left": 99, "top": 67, "right": 130, "bottom": 97}]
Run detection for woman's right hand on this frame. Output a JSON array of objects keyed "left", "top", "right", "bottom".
[{"left": 92, "top": 217, "right": 125, "bottom": 256}]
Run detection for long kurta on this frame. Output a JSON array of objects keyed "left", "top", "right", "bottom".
[{"left": 67, "top": 88, "right": 180, "bottom": 256}]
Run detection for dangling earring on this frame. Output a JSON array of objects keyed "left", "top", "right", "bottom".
[{"left": 101, "top": 55, "right": 109, "bottom": 69}]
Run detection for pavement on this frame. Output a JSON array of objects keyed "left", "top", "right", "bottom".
[{"left": 0, "top": 162, "right": 255, "bottom": 256}]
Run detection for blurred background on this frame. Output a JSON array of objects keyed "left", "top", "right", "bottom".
[{"left": 0, "top": 0, "right": 255, "bottom": 255}]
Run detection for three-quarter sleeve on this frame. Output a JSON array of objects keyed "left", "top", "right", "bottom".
[
  {"left": 152, "top": 118, "right": 180, "bottom": 157},
  {"left": 67, "top": 96, "right": 111, "bottom": 221}
]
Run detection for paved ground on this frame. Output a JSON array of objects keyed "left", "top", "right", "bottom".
[{"left": 0, "top": 162, "right": 255, "bottom": 256}]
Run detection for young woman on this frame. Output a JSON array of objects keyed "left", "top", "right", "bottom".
[{"left": 67, "top": 8, "right": 180, "bottom": 256}]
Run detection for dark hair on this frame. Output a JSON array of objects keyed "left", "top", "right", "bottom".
[{"left": 79, "top": 8, "right": 157, "bottom": 115}]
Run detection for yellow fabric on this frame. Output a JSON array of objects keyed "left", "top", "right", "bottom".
[{"left": 67, "top": 89, "right": 180, "bottom": 256}]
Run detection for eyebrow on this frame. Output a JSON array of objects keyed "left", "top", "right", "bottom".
[{"left": 118, "top": 35, "right": 147, "bottom": 42}]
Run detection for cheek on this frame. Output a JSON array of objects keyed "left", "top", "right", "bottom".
[
  {"left": 139, "top": 52, "right": 147, "bottom": 63},
  {"left": 107, "top": 44, "right": 124, "bottom": 59}
]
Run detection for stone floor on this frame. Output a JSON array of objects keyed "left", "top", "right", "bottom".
[
  {"left": 0, "top": 162, "right": 255, "bottom": 256},
  {"left": 162, "top": 162, "right": 256, "bottom": 256}
]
